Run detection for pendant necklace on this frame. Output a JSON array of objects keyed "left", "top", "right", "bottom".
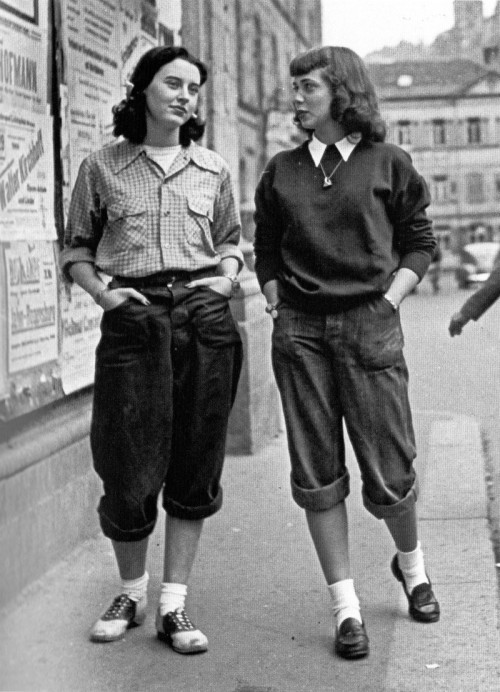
[{"left": 319, "top": 159, "right": 343, "bottom": 188}]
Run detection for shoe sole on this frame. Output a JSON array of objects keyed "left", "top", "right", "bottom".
[
  {"left": 335, "top": 646, "right": 369, "bottom": 660},
  {"left": 409, "top": 607, "right": 440, "bottom": 623},
  {"left": 157, "top": 630, "right": 208, "bottom": 654},
  {"left": 90, "top": 617, "right": 145, "bottom": 643}
]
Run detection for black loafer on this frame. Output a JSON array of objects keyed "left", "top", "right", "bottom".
[
  {"left": 335, "top": 618, "right": 369, "bottom": 659},
  {"left": 391, "top": 555, "right": 440, "bottom": 623}
]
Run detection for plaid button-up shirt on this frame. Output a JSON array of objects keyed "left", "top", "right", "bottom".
[{"left": 60, "top": 140, "right": 243, "bottom": 278}]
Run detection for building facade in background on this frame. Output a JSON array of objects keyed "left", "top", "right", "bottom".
[
  {"left": 366, "top": 1, "right": 500, "bottom": 252},
  {"left": 368, "top": 59, "right": 500, "bottom": 250}
]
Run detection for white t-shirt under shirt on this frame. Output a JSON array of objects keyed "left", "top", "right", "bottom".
[{"left": 144, "top": 144, "right": 182, "bottom": 174}]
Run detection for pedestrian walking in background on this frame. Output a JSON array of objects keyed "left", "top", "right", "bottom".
[
  {"left": 427, "top": 244, "right": 442, "bottom": 294},
  {"left": 254, "top": 45, "right": 440, "bottom": 660},
  {"left": 449, "top": 262, "right": 500, "bottom": 336},
  {"left": 60, "top": 46, "right": 243, "bottom": 654}
]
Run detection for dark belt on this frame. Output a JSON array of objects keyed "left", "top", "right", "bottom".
[{"left": 112, "top": 267, "right": 216, "bottom": 289}]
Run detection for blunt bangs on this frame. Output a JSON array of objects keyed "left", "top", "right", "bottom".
[{"left": 290, "top": 48, "right": 331, "bottom": 77}]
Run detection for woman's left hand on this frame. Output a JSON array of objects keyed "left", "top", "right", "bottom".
[{"left": 185, "top": 275, "right": 233, "bottom": 297}]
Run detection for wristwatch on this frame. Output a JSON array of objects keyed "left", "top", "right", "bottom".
[{"left": 222, "top": 273, "right": 240, "bottom": 296}]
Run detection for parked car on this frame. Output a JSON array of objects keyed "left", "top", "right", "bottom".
[{"left": 455, "top": 242, "right": 500, "bottom": 288}]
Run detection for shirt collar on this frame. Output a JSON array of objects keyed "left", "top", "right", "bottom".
[
  {"left": 308, "top": 133, "right": 360, "bottom": 167},
  {"left": 110, "top": 140, "right": 221, "bottom": 174}
]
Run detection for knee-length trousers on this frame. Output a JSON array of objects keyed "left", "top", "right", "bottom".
[{"left": 90, "top": 274, "right": 242, "bottom": 542}]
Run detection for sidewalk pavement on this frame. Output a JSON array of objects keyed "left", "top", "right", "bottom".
[{"left": 1, "top": 410, "right": 499, "bottom": 692}]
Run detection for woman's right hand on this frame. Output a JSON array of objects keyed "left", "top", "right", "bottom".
[
  {"left": 262, "top": 279, "right": 280, "bottom": 320},
  {"left": 98, "top": 287, "right": 150, "bottom": 311}
]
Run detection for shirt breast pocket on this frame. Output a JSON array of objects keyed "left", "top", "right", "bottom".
[
  {"left": 106, "top": 198, "right": 148, "bottom": 252},
  {"left": 185, "top": 196, "right": 215, "bottom": 251}
]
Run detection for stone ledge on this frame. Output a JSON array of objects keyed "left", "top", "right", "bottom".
[{"left": 0, "top": 400, "right": 92, "bottom": 482}]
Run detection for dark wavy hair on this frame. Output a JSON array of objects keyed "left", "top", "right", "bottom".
[
  {"left": 290, "top": 46, "right": 386, "bottom": 142},
  {"left": 113, "top": 46, "right": 207, "bottom": 145}
]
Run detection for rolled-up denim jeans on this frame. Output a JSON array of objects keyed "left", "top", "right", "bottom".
[
  {"left": 90, "top": 273, "right": 242, "bottom": 542},
  {"left": 271, "top": 295, "right": 418, "bottom": 519}
]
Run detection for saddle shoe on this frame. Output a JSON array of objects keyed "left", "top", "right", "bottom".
[
  {"left": 156, "top": 607, "right": 208, "bottom": 654},
  {"left": 89, "top": 593, "right": 147, "bottom": 642}
]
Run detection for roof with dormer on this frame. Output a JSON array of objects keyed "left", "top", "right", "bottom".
[{"left": 367, "top": 59, "right": 500, "bottom": 99}]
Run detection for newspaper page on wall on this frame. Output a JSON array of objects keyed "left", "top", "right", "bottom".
[
  {"left": 0, "top": 1, "right": 62, "bottom": 417},
  {"left": 58, "top": 0, "right": 159, "bottom": 395}
]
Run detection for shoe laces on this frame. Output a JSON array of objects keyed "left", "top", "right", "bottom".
[
  {"left": 167, "top": 608, "right": 196, "bottom": 631},
  {"left": 103, "top": 594, "right": 134, "bottom": 619}
]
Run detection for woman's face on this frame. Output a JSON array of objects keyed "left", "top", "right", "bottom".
[
  {"left": 292, "top": 67, "right": 333, "bottom": 132},
  {"left": 144, "top": 58, "right": 201, "bottom": 133}
]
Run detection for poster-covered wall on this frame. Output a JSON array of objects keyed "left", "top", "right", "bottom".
[{"left": 0, "top": 0, "right": 180, "bottom": 420}]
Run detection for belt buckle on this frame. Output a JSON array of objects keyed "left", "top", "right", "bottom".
[{"left": 166, "top": 274, "right": 176, "bottom": 288}]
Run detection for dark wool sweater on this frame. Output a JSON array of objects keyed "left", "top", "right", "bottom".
[{"left": 254, "top": 139, "right": 436, "bottom": 313}]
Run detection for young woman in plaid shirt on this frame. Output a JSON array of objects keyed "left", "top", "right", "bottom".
[{"left": 60, "top": 46, "right": 243, "bottom": 654}]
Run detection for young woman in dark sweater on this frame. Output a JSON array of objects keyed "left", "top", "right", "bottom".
[{"left": 254, "top": 46, "right": 440, "bottom": 660}]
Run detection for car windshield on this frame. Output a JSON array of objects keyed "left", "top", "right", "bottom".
[{"left": 462, "top": 243, "right": 500, "bottom": 272}]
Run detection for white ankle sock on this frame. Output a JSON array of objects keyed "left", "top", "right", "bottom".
[
  {"left": 327, "top": 578, "right": 362, "bottom": 628},
  {"left": 121, "top": 571, "right": 149, "bottom": 603},
  {"left": 159, "top": 582, "right": 187, "bottom": 616},
  {"left": 397, "top": 541, "right": 429, "bottom": 593}
]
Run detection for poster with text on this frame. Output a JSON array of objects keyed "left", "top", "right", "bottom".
[
  {"left": 0, "top": 109, "right": 56, "bottom": 241},
  {"left": 5, "top": 240, "right": 58, "bottom": 374},
  {"left": 60, "top": 281, "right": 103, "bottom": 394},
  {"left": 61, "top": 0, "right": 122, "bottom": 188},
  {"left": 0, "top": 1, "right": 48, "bottom": 114}
]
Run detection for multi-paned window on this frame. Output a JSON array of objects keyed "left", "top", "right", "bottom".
[
  {"left": 431, "top": 175, "right": 449, "bottom": 202},
  {"left": 467, "top": 118, "right": 482, "bottom": 144},
  {"left": 396, "top": 120, "right": 411, "bottom": 145},
  {"left": 432, "top": 119, "right": 446, "bottom": 145},
  {"left": 495, "top": 173, "right": 500, "bottom": 201}
]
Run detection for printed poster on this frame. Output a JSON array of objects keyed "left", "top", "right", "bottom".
[
  {"left": 61, "top": 0, "right": 122, "bottom": 187},
  {"left": 0, "top": 1, "right": 48, "bottom": 114},
  {"left": 0, "top": 109, "right": 56, "bottom": 241},
  {"left": 5, "top": 240, "right": 58, "bottom": 374},
  {"left": 60, "top": 281, "right": 103, "bottom": 394}
]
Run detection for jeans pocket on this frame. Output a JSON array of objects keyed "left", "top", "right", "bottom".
[{"left": 353, "top": 298, "right": 404, "bottom": 370}]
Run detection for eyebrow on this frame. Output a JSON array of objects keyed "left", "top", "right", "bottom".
[
  {"left": 164, "top": 75, "right": 201, "bottom": 86},
  {"left": 293, "top": 76, "right": 320, "bottom": 85}
]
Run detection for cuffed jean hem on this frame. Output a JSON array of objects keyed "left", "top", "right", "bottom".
[
  {"left": 99, "top": 512, "right": 157, "bottom": 543},
  {"left": 164, "top": 489, "right": 223, "bottom": 520},
  {"left": 363, "top": 477, "right": 419, "bottom": 519},
  {"left": 291, "top": 471, "right": 350, "bottom": 511}
]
